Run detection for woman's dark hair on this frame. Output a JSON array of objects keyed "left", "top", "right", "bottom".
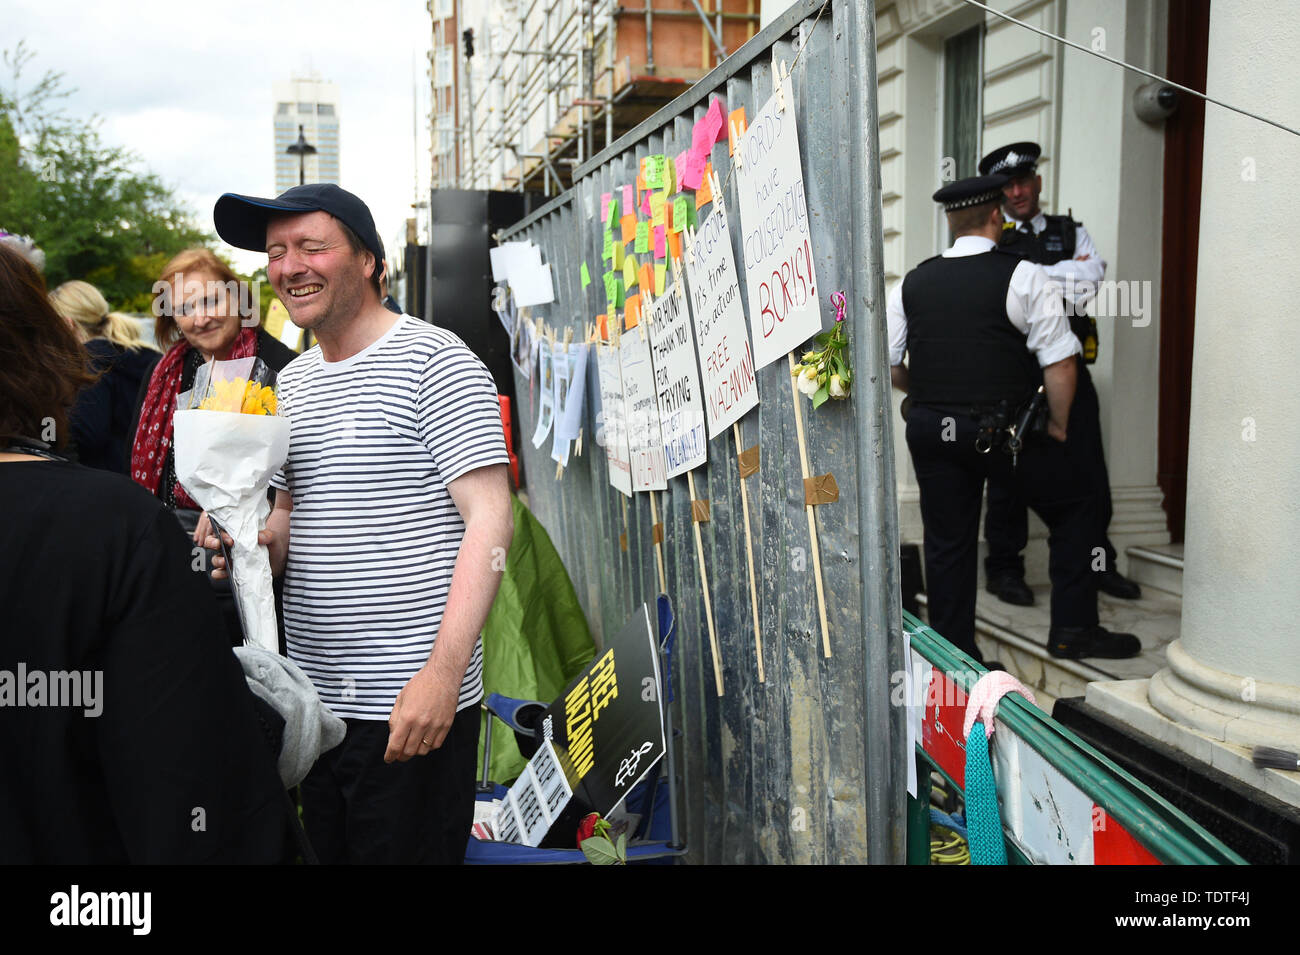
[{"left": 0, "top": 243, "right": 96, "bottom": 449}]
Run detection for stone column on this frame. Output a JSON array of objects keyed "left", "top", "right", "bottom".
[{"left": 1148, "top": 0, "right": 1300, "bottom": 748}]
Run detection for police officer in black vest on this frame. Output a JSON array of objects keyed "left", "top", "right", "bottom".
[
  {"left": 977, "top": 142, "right": 1142, "bottom": 606},
  {"left": 887, "top": 174, "right": 1140, "bottom": 661}
]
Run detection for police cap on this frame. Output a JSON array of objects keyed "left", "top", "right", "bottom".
[
  {"left": 932, "top": 174, "right": 1009, "bottom": 212},
  {"left": 978, "top": 141, "right": 1041, "bottom": 178}
]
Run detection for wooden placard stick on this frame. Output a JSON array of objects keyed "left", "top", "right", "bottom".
[
  {"left": 686, "top": 469, "right": 724, "bottom": 697},
  {"left": 732, "top": 421, "right": 764, "bottom": 683},
  {"left": 647, "top": 490, "right": 667, "bottom": 595},
  {"left": 787, "top": 351, "right": 831, "bottom": 658}
]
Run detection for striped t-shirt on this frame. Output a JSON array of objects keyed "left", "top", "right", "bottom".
[{"left": 269, "top": 315, "right": 510, "bottom": 720}]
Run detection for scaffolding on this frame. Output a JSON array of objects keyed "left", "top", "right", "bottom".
[{"left": 450, "top": 0, "right": 760, "bottom": 196}]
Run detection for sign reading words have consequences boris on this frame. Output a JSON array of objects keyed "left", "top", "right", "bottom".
[
  {"left": 646, "top": 286, "right": 707, "bottom": 477},
  {"left": 684, "top": 201, "right": 758, "bottom": 437},
  {"left": 619, "top": 332, "right": 668, "bottom": 491},
  {"left": 734, "top": 75, "right": 821, "bottom": 370}
]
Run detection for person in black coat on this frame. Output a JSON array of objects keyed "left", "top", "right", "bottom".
[{"left": 50, "top": 280, "right": 160, "bottom": 474}]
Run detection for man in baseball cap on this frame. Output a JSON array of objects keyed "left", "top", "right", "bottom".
[{"left": 207, "top": 182, "right": 515, "bottom": 864}]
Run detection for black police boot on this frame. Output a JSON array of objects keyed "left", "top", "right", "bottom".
[
  {"left": 1047, "top": 625, "right": 1142, "bottom": 660},
  {"left": 986, "top": 574, "right": 1035, "bottom": 606},
  {"left": 1096, "top": 569, "right": 1142, "bottom": 600}
]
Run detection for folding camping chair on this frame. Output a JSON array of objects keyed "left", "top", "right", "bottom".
[{"left": 464, "top": 595, "right": 687, "bottom": 864}]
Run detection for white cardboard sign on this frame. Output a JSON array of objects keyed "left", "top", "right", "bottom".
[
  {"left": 684, "top": 201, "right": 759, "bottom": 438},
  {"left": 619, "top": 331, "right": 668, "bottom": 492},
  {"left": 734, "top": 76, "right": 822, "bottom": 370},
  {"left": 646, "top": 286, "right": 707, "bottom": 478},
  {"left": 596, "top": 343, "right": 633, "bottom": 497}
]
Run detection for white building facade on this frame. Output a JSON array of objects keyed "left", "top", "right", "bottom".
[{"left": 273, "top": 74, "right": 341, "bottom": 194}]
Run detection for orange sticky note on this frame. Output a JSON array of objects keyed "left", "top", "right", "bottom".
[
  {"left": 668, "top": 229, "right": 682, "bottom": 261},
  {"left": 624, "top": 294, "right": 641, "bottom": 329},
  {"left": 728, "top": 108, "right": 747, "bottom": 155},
  {"left": 640, "top": 262, "right": 654, "bottom": 293},
  {"left": 664, "top": 201, "right": 673, "bottom": 232},
  {"left": 620, "top": 214, "right": 636, "bottom": 245},
  {"left": 597, "top": 313, "right": 608, "bottom": 341},
  {"left": 696, "top": 162, "right": 714, "bottom": 210}
]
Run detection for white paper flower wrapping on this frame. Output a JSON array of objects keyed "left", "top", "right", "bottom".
[{"left": 174, "top": 409, "right": 291, "bottom": 652}]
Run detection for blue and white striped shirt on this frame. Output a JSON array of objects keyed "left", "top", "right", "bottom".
[{"left": 270, "top": 315, "right": 510, "bottom": 720}]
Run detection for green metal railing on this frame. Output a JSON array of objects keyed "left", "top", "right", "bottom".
[{"left": 904, "top": 611, "right": 1245, "bottom": 865}]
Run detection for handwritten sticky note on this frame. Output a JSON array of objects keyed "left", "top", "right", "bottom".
[
  {"left": 706, "top": 97, "right": 727, "bottom": 143},
  {"left": 672, "top": 197, "right": 688, "bottom": 234},
  {"left": 600, "top": 192, "right": 612, "bottom": 222},
  {"left": 674, "top": 152, "right": 687, "bottom": 192},
  {"left": 603, "top": 271, "right": 618, "bottom": 308},
  {"left": 644, "top": 155, "right": 666, "bottom": 189},
  {"left": 640, "top": 262, "right": 654, "bottom": 292},
  {"left": 667, "top": 229, "right": 682, "bottom": 261},
  {"left": 650, "top": 193, "right": 666, "bottom": 227},
  {"left": 620, "top": 214, "right": 636, "bottom": 245},
  {"left": 614, "top": 277, "right": 625, "bottom": 309},
  {"left": 635, "top": 220, "right": 650, "bottom": 254},
  {"left": 580, "top": 262, "right": 591, "bottom": 288},
  {"left": 624, "top": 253, "right": 638, "bottom": 289},
  {"left": 622, "top": 184, "right": 634, "bottom": 214},
  {"left": 602, "top": 230, "right": 614, "bottom": 261},
  {"left": 653, "top": 225, "right": 666, "bottom": 260},
  {"left": 728, "top": 107, "right": 747, "bottom": 155},
  {"left": 625, "top": 294, "right": 641, "bottom": 329},
  {"left": 654, "top": 263, "right": 666, "bottom": 296},
  {"left": 696, "top": 161, "right": 714, "bottom": 209}
]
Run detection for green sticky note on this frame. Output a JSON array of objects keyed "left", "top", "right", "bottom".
[
  {"left": 687, "top": 201, "right": 698, "bottom": 230},
  {"left": 624, "top": 253, "right": 638, "bottom": 289},
  {"left": 614, "top": 278, "right": 625, "bottom": 309},
  {"left": 644, "top": 155, "right": 665, "bottom": 190},
  {"left": 672, "top": 197, "right": 688, "bottom": 234},
  {"left": 602, "top": 231, "right": 613, "bottom": 261},
  {"left": 580, "top": 262, "right": 591, "bottom": 288},
  {"left": 606, "top": 198, "right": 619, "bottom": 228},
  {"left": 603, "top": 271, "right": 618, "bottom": 308},
  {"left": 635, "top": 221, "right": 650, "bottom": 254}
]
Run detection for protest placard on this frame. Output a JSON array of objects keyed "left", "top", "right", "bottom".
[{"left": 645, "top": 286, "right": 706, "bottom": 478}]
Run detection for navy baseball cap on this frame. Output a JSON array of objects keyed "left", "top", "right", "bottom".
[{"left": 214, "top": 183, "right": 385, "bottom": 270}]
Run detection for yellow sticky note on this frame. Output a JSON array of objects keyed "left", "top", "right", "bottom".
[
  {"left": 650, "top": 193, "right": 666, "bottom": 227},
  {"left": 613, "top": 239, "right": 625, "bottom": 271},
  {"left": 624, "top": 253, "right": 638, "bottom": 289},
  {"left": 654, "top": 263, "right": 666, "bottom": 296}
]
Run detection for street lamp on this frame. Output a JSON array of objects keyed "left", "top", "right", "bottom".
[{"left": 286, "top": 124, "right": 317, "bottom": 186}]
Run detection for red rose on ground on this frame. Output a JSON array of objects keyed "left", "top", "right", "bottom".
[{"left": 576, "top": 812, "right": 600, "bottom": 846}]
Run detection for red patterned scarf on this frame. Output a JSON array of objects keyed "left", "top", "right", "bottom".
[{"left": 130, "top": 327, "right": 258, "bottom": 508}]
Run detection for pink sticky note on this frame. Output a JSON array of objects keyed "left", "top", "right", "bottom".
[
  {"left": 601, "top": 192, "right": 612, "bottom": 222},
  {"left": 680, "top": 149, "right": 706, "bottom": 191},
  {"left": 622, "top": 184, "right": 634, "bottom": 213},
  {"left": 641, "top": 189, "right": 652, "bottom": 216},
  {"left": 653, "top": 225, "right": 666, "bottom": 260},
  {"left": 674, "top": 151, "right": 687, "bottom": 193}
]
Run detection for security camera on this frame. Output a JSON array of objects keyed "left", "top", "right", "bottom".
[{"left": 1133, "top": 81, "right": 1179, "bottom": 123}]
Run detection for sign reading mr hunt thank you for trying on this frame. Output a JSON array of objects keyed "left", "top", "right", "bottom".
[
  {"left": 646, "top": 286, "right": 707, "bottom": 478},
  {"left": 734, "top": 75, "right": 821, "bottom": 371}
]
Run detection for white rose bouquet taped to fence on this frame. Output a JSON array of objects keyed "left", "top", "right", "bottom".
[{"left": 174, "top": 356, "right": 290, "bottom": 652}]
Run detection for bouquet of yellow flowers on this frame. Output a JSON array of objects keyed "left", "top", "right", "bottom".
[{"left": 174, "top": 357, "right": 290, "bottom": 651}]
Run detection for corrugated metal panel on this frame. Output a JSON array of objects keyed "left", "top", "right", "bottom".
[{"left": 500, "top": 0, "right": 903, "bottom": 864}]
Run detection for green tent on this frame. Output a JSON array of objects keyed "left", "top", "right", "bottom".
[{"left": 477, "top": 495, "right": 596, "bottom": 784}]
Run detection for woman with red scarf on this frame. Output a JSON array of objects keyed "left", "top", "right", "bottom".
[{"left": 130, "top": 248, "right": 297, "bottom": 645}]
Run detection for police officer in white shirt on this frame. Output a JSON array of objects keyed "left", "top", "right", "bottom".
[
  {"left": 888, "top": 174, "right": 1141, "bottom": 662},
  {"left": 977, "top": 142, "right": 1142, "bottom": 606}
]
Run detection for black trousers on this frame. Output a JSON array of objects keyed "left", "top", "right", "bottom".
[
  {"left": 301, "top": 706, "right": 481, "bottom": 864},
  {"left": 906, "top": 403, "right": 1099, "bottom": 659},
  {"left": 984, "top": 359, "right": 1116, "bottom": 580}
]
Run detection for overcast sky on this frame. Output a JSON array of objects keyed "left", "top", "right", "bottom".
[{"left": 7, "top": 0, "right": 433, "bottom": 275}]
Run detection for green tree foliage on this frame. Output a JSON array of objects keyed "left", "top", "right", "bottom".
[{"left": 0, "top": 42, "right": 210, "bottom": 309}]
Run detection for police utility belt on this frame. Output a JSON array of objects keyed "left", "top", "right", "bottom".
[{"left": 908, "top": 387, "right": 1049, "bottom": 466}]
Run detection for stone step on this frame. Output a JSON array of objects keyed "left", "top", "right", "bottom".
[{"left": 1127, "top": 543, "right": 1184, "bottom": 597}]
